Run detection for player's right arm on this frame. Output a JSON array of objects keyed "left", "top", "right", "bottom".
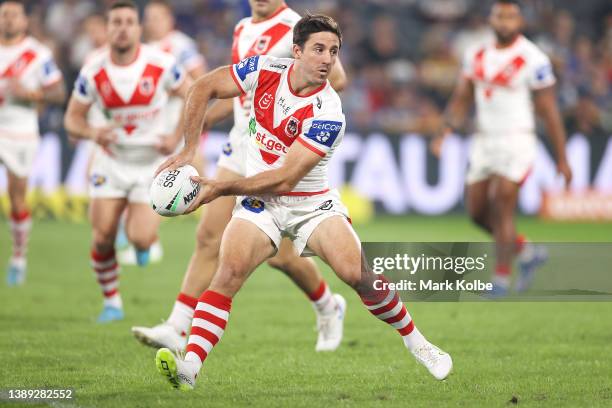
[
  {"left": 63, "top": 72, "right": 116, "bottom": 147},
  {"left": 156, "top": 55, "right": 265, "bottom": 174},
  {"left": 431, "top": 75, "right": 474, "bottom": 157}
]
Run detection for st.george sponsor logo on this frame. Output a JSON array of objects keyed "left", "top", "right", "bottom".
[{"left": 255, "top": 132, "right": 288, "bottom": 153}]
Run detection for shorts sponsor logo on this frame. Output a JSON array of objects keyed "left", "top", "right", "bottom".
[
  {"left": 222, "top": 142, "right": 233, "bottom": 156},
  {"left": 317, "top": 200, "right": 333, "bottom": 211},
  {"left": 241, "top": 197, "right": 265, "bottom": 213},
  {"left": 90, "top": 174, "right": 107, "bottom": 187},
  {"left": 258, "top": 92, "right": 273, "bottom": 110}
]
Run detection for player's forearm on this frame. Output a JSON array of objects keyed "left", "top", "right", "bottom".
[
  {"left": 542, "top": 109, "right": 569, "bottom": 164},
  {"left": 64, "top": 113, "right": 93, "bottom": 140},
  {"left": 42, "top": 83, "right": 66, "bottom": 104},
  {"left": 328, "top": 60, "right": 347, "bottom": 92},
  {"left": 443, "top": 96, "right": 470, "bottom": 131},
  {"left": 183, "top": 77, "right": 214, "bottom": 153},
  {"left": 217, "top": 169, "right": 297, "bottom": 197}
]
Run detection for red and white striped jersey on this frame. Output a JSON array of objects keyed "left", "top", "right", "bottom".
[
  {"left": 72, "top": 44, "right": 185, "bottom": 162},
  {"left": 463, "top": 35, "right": 555, "bottom": 137},
  {"left": 230, "top": 55, "right": 345, "bottom": 193},
  {"left": 231, "top": 4, "right": 301, "bottom": 135},
  {"left": 149, "top": 30, "right": 206, "bottom": 74},
  {"left": 0, "top": 36, "right": 62, "bottom": 139}
]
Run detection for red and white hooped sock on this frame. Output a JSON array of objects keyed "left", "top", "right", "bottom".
[
  {"left": 361, "top": 276, "right": 426, "bottom": 351},
  {"left": 167, "top": 292, "right": 198, "bottom": 336},
  {"left": 91, "top": 249, "right": 122, "bottom": 309},
  {"left": 494, "top": 264, "right": 511, "bottom": 287},
  {"left": 185, "top": 290, "right": 232, "bottom": 372},
  {"left": 9, "top": 210, "right": 32, "bottom": 262},
  {"left": 308, "top": 281, "right": 337, "bottom": 315}
]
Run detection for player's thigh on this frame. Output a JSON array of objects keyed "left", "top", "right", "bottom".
[
  {"left": 89, "top": 198, "right": 127, "bottom": 241},
  {"left": 125, "top": 202, "right": 161, "bottom": 239},
  {"left": 489, "top": 175, "right": 520, "bottom": 212},
  {"left": 306, "top": 215, "right": 363, "bottom": 287},
  {"left": 195, "top": 166, "right": 243, "bottom": 244},
  {"left": 209, "top": 217, "right": 276, "bottom": 296}
]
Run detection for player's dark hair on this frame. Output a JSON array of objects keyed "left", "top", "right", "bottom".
[
  {"left": 293, "top": 13, "right": 342, "bottom": 49},
  {"left": 147, "top": 0, "right": 173, "bottom": 13},
  {"left": 495, "top": 0, "right": 521, "bottom": 8},
  {"left": 108, "top": 0, "right": 138, "bottom": 13}
]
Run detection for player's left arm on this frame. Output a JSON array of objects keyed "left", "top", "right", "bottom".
[
  {"left": 534, "top": 85, "right": 571, "bottom": 186},
  {"left": 328, "top": 58, "right": 347, "bottom": 92},
  {"left": 189, "top": 141, "right": 323, "bottom": 209}
]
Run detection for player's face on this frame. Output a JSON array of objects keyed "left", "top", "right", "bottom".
[
  {"left": 293, "top": 31, "right": 340, "bottom": 86},
  {"left": 144, "top": 4, "right": 173, "bottom": 41},
  {"left": 107, "top": 7, "right": 141, "bottom": 53},
  {"left": 0, "top": 2, "right": 27, "bottom": 40},
  {"left": 489, "top": 3, "right": 523, "bottom": 45},
  {"left": 249, "top": 0, "right": 285, "bottom": 19}
]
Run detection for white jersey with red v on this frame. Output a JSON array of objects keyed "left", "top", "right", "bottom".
[
  {"left": 230, "top": 4, "right": 301, "bottom": 134},
  {"left": 462, "top": 35, "right": 556, "bottom": 136},
  {"left": 72, "top": 44, "right": 185, "bottom": 159},
  {"left": 0, "top": 36, "right": 62, "bottom": 137},
  {"left": 230, "top": 55, "right": 345, "bottom": 194}
]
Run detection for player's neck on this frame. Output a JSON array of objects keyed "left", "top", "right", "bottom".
[
  {"left": 110, "top": 44, "right": 140, "bottom": 66},
  {"left": 251, "top": 3, "right": 287, "bottom": 23},
  {"left": 0, "top": 33, "right": 26, "bottom": 46},
  {"left": 288, "top": 64, "right": 325, "bottom": 97},
  {"left": 495, "top": 34, "right": 521, "bottom": 49}
]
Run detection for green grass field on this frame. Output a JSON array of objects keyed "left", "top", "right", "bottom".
[{"left": 1, "top": 215, "right": 611, "bottom": 407}]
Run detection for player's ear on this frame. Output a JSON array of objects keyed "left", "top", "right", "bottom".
[{"left": 292, "top": 44, "right": 302, "bottom": 59}]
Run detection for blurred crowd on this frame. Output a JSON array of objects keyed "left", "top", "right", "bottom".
[{"left": 22, "top": 0, "right": 612, "bottom": 138}]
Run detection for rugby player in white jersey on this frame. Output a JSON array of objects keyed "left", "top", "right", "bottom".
[
  {"left": 152, "top": 14, "right": 452, "bottom": 391},
  {"left": 64, "top": 0, "right": 191, "bottom": 322},
  {"left": 433, "top": 0, "right": 572, "bottom": 295},
  {"left": 132, "top": 0, "right": 349, "bottom": 354},
  {"left": 0, "top": 0, "right": 65, "bottom": 286}
]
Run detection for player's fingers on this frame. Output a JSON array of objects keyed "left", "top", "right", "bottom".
[
  {"left": 190, "top": 176, "right": 207, "bottom": 185},
  {"left": 155, "top": 157, "right": 176, "bottom": 176}
]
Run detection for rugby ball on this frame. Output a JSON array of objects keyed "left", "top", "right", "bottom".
[{"left": 150, "top": 165, "right": 201, "bottom": 217}]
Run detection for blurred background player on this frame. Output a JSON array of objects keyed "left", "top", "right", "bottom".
[
  {"left": 0, "top": 0, "right": 65, "bottom": 286},
  {"left": 154, "top": 15, "right": 451, "bottom": 390},
  {"left": 63, "top": 0, "right": 191, "bottom": 322},
  {"left": 114, "top": 0, "right": 208, "bottom": 266},
  {"left": 433, "top": 0, "right": 572, "bottom": 296},
  {"left": 131, "top": 0, "right": 348, "bottom": 353}
]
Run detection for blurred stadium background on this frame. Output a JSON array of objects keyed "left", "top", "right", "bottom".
[{"left": 0, "top": 0, "right": 611, "bottom": 221}]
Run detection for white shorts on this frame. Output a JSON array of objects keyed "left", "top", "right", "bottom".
[
  {"left": 216, "top": 126, "right": 246, "bottom": 176},
  {"left": 232, "top": 189, "right": 349, "bottom": 256},
  {"left": 88, "top": 150, "right": 164, "bottom": 203},
  {"left": 0, "top": 137, "right": 39, "bottom": 178},
  {"left": 466, "top": 134, "right": 536, "bottom": 185}
]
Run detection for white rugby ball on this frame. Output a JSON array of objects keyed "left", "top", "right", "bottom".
[{"left": 150, "top": 165, "right": 201, "bottom": 217}]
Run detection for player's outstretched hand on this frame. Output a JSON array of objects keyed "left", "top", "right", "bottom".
[
  {"left": 557, "top": 160, "right": 572, "bottom": 188},
  {"left": 154, "top": 148, "right": 195, "bottom": 176},
  {"left": 90, "top": 126, "right": 117, "bottom": 148},
  {"left": 185, "top": 176, "right": 221, "bottom": 213}
]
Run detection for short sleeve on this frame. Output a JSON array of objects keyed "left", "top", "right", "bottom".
[
  {"left": 38, "top": 55, "right": 62, "bottom": 87},
  {"left": 164, "top": 60, "right": 186, "bottom": 92},
  {"left": 230, "top": 55, "right": 268, "bottom": 95},
  {"left": 72, "top": 69, "right": 94, "bottom": 105},
  {"left": 297, "top": 113, "right": 345, "bottom": 157},
  {"left": 528, "top": 51, "right": 555, "bottom": 90},
  {"left": 178, "top": 44, "right": 205, "bottom": 72}
]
